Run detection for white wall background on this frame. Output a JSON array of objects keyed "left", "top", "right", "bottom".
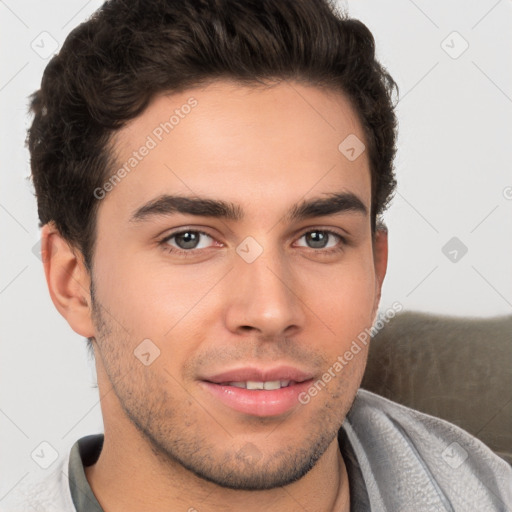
[{"left": 1, "top": 0, "right": 511, "bottom": 498}]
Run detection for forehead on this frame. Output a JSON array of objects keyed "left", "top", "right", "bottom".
[{"left": 102, "top": 80, "right": 371, "bottom": 222}]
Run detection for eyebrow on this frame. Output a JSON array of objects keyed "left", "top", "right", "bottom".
[{"left": 129, "top": 191, "right": 368, "bottom": 223}]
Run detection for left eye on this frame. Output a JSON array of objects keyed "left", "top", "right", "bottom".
[
  {"left": 164, "top": 230, "right": 215, "bottom": 250},
  {"left": 295, "top": 230, "right": 341, "bottom": 249}
]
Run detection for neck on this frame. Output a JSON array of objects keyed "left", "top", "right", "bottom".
[{"left": 85, "top": 423, "right": 350, "bottom": 512}]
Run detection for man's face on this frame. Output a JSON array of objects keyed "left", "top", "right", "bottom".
[{"left": 88, "top": 80, "right": 386, "bottom": 489}]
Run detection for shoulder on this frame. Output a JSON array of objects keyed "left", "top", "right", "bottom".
[
  {"left": 343, "top": 389, "right": 512, "bottom": 511},
  {"left": 0, "top": 451, "right": 76, "bottom": 512}
]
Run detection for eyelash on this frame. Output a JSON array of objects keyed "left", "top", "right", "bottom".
[{"left": 158, "top": 229, "right": 347, "bottom": 257}]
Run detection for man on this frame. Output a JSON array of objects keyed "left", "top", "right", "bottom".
[{"left": 4, "top": 0, "right": 511, "bottom": 510}]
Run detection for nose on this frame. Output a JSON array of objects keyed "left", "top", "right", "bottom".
[{"left": 223, "top": 244, "right": 305, "bottom": 338}]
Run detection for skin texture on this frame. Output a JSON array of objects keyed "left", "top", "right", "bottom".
[{"left": 42, "top": 80, "right": 388, "bottom": 512}]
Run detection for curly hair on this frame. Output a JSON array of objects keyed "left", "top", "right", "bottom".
[{"left": 28, "top": 0, "right": 398, "bottom": 270}]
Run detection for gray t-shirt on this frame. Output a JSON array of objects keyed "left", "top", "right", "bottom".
[{"left": 3, "top": 389, "right": 511, "bottom": 511}]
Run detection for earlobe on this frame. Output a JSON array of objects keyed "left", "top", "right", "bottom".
[{"left": 41, "top": 223, "right": 95, "bottom": 338}]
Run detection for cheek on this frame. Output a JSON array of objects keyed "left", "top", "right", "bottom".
[
  {"left": 92, "top": 245, "right": 225, "bottom": 343},
  {"left": 299, "top": 253, "right": 377, "bottom": 346}
]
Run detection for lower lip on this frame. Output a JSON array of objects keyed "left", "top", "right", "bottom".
[{"left": 200, "top": 380, "right": 313, "bottom": 417}]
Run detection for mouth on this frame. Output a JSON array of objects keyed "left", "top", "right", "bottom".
[
  {"left": 199, "top": 366, "right": 315, "bottom": 417},
  {"left": 218, "top": 380, "right": 297, "bottom": 390}
]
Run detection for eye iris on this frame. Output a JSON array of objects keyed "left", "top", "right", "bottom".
[
  {"left": 306, "top": 231, "right": 329, "bottom": 249},
  {"left": 175, "top": 231, "right": 200, "bottom": 249}
]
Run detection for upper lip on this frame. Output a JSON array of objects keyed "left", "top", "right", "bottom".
[{"left": 201, "top": 365, "right": 315, "bottom": 384}]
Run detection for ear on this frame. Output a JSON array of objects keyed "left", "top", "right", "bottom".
[
  {"left": 370, "top": 225, "right": 389, "bottom": 321},
  {"left": 41, "top": 223, "right": 95, "bottom": 338}
]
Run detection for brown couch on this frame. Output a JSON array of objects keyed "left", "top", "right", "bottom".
[{"left": 361, "top": 311, "right": 512, "bottom": 465}]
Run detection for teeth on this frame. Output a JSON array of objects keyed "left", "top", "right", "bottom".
[
  {"left": 226, "top": 380, "right": 292, "bottom": 390},
  {"left": 263, "top": 380, "right": 281, "bottom": 390},
  {"left": 229, "top": 382, "right": 247, "bottom": 388},
  {"left": 247, "top": 381, "right": 264, "bottom": 390}
]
